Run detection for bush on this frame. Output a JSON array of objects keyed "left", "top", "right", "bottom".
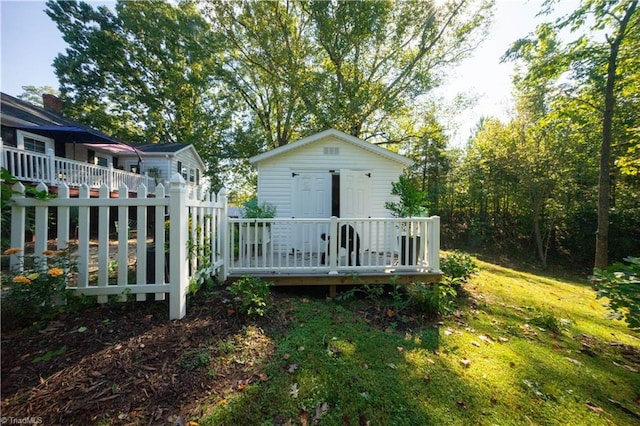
[
  {"left": 441, "top": 251, "right": 478, "bottom": 283},
  {"left": 1, "top": 247, "right": 78, "bottom": 327},
  {"left": 591, "top": 256, "right": 640, "bottom": 330},
  {"left": 227, "top": 276, "right": 272, "bottom": 317},
  {"left": 406, "top": 278, "right": 458, "bottom": 316}
]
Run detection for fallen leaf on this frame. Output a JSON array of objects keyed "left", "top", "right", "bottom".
[
  {"left": 509, "top": 361, "right": 516, "bottom": 368},
  {"left": 498, "top": 337, "right": 509, "bottom": 343},
  {"left": 299, "top": 410, "right": 309, "bottom": 426},
  {"left": 387, "top": 309, "right": 395, "bottom": 318},
  {"left": 426, "top": 358, "right": 436, "bottom": 365},
  {"left": 490, "top": 396, "right": 498, "bottom": 405},
  {"left": 77, "top": 326, "right": 88, "bottom": 333},
  {"left": 290, "top": 383, "right": 299, "bottom": 398},
  {"left": 460, "top": 358, "right": 471, "bottom": 368},
  {"left": 397, "top": 346, "right": 404, "bottom": 353},
  {"left": 471, "top": 341, "right": 481, "bottom": 347},
  {"left": 444, "top": 328, "right": 454, "bottom": 336},
  {"left": 585, "top": 402, "right": 604, "bottom": 414},
  {"left": 564, "top": 357, "right": 583, "bottom": 366},
  {"left": 423, "top": 374, "right": 431, "bottom": 382},
  {"left": 386, "top": 363, "right": 397, "bottom": 369},
  {"left": 479, "top": 335, "right": 493, "bottom": 344},
  {"left": 283, "top": 353, "right": 291, "bottom": 360},
  {"left": 258, "top": 373, "right": 269, "bottom": 382},
  {"left": 287, "top": 363, "right": 298, "bottom": 374},
  {"left": 313, "top": 402, "right": 329, "bottom": 423},
  {"left": 456, "top": 400, "right": 467, "bottom": 409},
  {"left": 359, "top": 414, "right": 370, "bottom": 426}
]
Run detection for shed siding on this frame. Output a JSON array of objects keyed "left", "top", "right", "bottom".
[{"left": 257, "top": 136, "right": 404, "bottom": 219}]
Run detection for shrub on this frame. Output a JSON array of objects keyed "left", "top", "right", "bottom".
[
  {"left": 1, "top": 247, "right": 78, "bottom": 326},
  {"left": 227, "top": 276, "right": 272, "bottom": 317},
  {"left": 441, "top": 251, "right": 478, "bottom": 283},
  {"left": 591, "top": 256, "right": 640, "bottom": 330},
  {"left": 406, "top": 278, "right": 458, "bottom": 316}
]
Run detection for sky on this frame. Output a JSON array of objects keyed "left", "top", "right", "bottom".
[{"left": 0, "top": 0, "right": 578, "bottom": 146}]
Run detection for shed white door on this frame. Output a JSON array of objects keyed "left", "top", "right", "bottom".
[
  {"left": 292, "top": 172, "right": 332, "bottom": 253},
  {"left": 340, "top": 169, "right": 371, "bottom": 218}
]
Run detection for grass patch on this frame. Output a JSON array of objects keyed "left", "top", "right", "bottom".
[{"left": 200, "top": 257, "right": 640, "bottom": 425}]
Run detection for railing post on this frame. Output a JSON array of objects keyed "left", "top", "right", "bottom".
[
  {"left": 77, "top": 184, "right": 91, "bottom": 288},
  {"left": 217, "top": 188, "right": 228, "bottom": 282},
  {"left": 428, "top": 216, "right": 441, "bottom": 273},
  {"left": 47, "top": 148, "right": 56, "bottom": 185},
  {"left": 169, "top": 173, "right": 188, "bottom": 319},
  {"left": 329, "top": 216, "right": 338, "bottom": 275},
  {"left": 108, "top": 162, "right": 114, "bottom": 191},
  {"left": 9, "top": 182, "right": 26, "bottom": 271}
]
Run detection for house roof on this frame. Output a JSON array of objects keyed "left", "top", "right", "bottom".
[
  {"left": 123, "top": 142, "right": 206, "bottom": 168},
  {"left": 249, "top": 128, "right": 413, "bottom": 167},
  {"left": 1, "top": 92, "right": 123, "bottom": 144}
]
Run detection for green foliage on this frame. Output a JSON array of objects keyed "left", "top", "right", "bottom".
[
  {"left": 440, "top": 251, "right": 479, "bottom": 283},
  {"left": 385, "top": 174, "right": 429, "bottom": 217},
  {"left": 591, "top": 257, "right": 640, "bottom": 330},
  {"left": 242, "top": 198, "right": 276, "bottom": 219},
  {"left": 1, "top": 247, "right": 78, "bottom": 326},
  {"left": 226, "top": 276, "right": 272, "bottom": 318},
  {"left": 179, "top": 346, "right": 212, "bottom": 371},
  {"left": 406, "top": 280, "right": 457, "bottom": 316}
]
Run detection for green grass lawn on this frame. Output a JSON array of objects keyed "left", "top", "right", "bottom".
[{"left": 200, "top": 257, "right": 640, "bottom": 425}]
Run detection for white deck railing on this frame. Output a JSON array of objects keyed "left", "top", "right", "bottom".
[
  {"left": 1, "top": 145, "right": 155, "bottom": 192},
  {"left": 228, "top": 216, "right": 440, "bottom": 275}
]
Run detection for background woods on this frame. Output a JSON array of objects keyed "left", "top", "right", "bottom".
[{"left": 41, "top": 0, "right": 639, "bottom": 268}]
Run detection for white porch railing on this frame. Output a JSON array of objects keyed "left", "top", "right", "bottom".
[
  {"left": 228, "top": 216, "right": 440, "bottom": 275},
  {"left": 1, "top": 144, "right": 155, "bottom": 192}
]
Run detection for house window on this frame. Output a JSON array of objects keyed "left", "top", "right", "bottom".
[
  {"left": 1, "top": 127, "right": 17, "bottom": 147},
  {"left": 96, "top": 156, "right": 108, "bottom": 167},
  {"left": 16, "top": 130, "right": 53, "bottom": 153},
  {"left": 23, "top": 137, "right": 46, "bottom": 153},
  {"left": 189, "top": 168, "right": 195, "bottom": 183},
  {"left": 196, "top": 169, "right": 200, "bottom": 185}
]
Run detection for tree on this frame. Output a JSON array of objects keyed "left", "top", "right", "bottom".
[
  {"left": 204, "top": 0, "right": 493, "bottom": 146},
  {"left": 505, "top": 0, "right": 639, "bottom": 268},
  {"left": 17, "top": 86, "right": 59, "bottom": 107}
]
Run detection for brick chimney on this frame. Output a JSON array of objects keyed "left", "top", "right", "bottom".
[{"left": 42, "top": 94, "right": 63, "bottom": 114}]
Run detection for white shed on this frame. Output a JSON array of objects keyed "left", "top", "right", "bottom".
[{"left": 249, "top": 129, "right": 413, "bottom": 219}]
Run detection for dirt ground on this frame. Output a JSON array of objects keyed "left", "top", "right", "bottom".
[{"left": 0, "top": 289, "right": 295, "bottom": 426}]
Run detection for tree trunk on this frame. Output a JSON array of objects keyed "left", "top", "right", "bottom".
[{"left": 594, "top": 0, "right": 637, "bottom": 269}]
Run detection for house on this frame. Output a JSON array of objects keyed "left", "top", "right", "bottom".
[
  {"left": 120, "top": 142, "right": 206, "bottom": 189},
  {"left": 248, "top": 128, "right": 415, "bottom": 257},
  {"left": 0, "top": 92, "right": 204, "bottom": 194}
]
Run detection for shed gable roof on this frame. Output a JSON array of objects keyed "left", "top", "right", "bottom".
[{"left": 249, "top": 129, "right": 413, "bottom": 167}]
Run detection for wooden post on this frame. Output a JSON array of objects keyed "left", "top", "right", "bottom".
[
  {"left": 117, "top": 183, "right": 129, "bottom": 294},
  {"left": 57, "top": 182, "right": 70, "bottom": 250},
  {"left": 329, "top": 216, "right": 338, "bottom": 275},
  {"left": 154, "top": 183, "right": 166, "bottom": 301},
  {"left": 169, "top": 173, "right": 188, "bottom": 319},
  {"left": 428, "top": 216, "right": 441, "bottom": 273},
  {"left": 97, "top": 184, "right": 110, "bottom": 303},
  {"left": 9, "top": 182, "right": 26, "bottom": 271},
  {"left": 77, "top": 184, "right": 90, "bottom": 288},
  {"left": 47, "top": 148, "right": 56, "bottom": 185},
  {"left": 136, "top": 183, "right": 148, "bottom": 301},
  {"left": 217, "top": 188, "right": 228, "bottom": 282},
  {"left": 34, "top": 182, "right": 49, "bottom": 271}
]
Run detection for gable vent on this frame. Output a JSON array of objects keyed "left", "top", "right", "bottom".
[{"left": 323, "top": 147, "right": 339, "bottom": 155}]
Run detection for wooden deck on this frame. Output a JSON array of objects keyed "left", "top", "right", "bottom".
[{"left": 228, "top": 251, "right": 442, "bottom": 297}]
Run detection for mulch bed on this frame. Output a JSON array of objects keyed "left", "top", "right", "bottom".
[{"left": 1, "top": 290, "right": 295, "bottom": 425}]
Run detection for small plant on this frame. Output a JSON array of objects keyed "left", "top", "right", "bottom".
[
  {"left": 591, "top": 256, "right": 640, "bottom": 330},
  {"left": 441, "top": 251, "right": 478, "bottom": 283},
  {"left": 1, "top": 247, "right": 78, "bottom": 327},
  {"left": 384, "top": 175, "right": 428, "bottom": 218},
  {"left": 530, "top": 309, "right": 563, "bottom": 333},
  {"left": 227, "top": 276, "right": 272, "bottom": 317},
  {"left": 179, "top": 346, "right": 213, "bottom": 371},
  {"left": 242, "top": 198, "right": 277, "bottom": 219},
  {"left": 407, "top": 279, "right": 458, "bottom": 316}
]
